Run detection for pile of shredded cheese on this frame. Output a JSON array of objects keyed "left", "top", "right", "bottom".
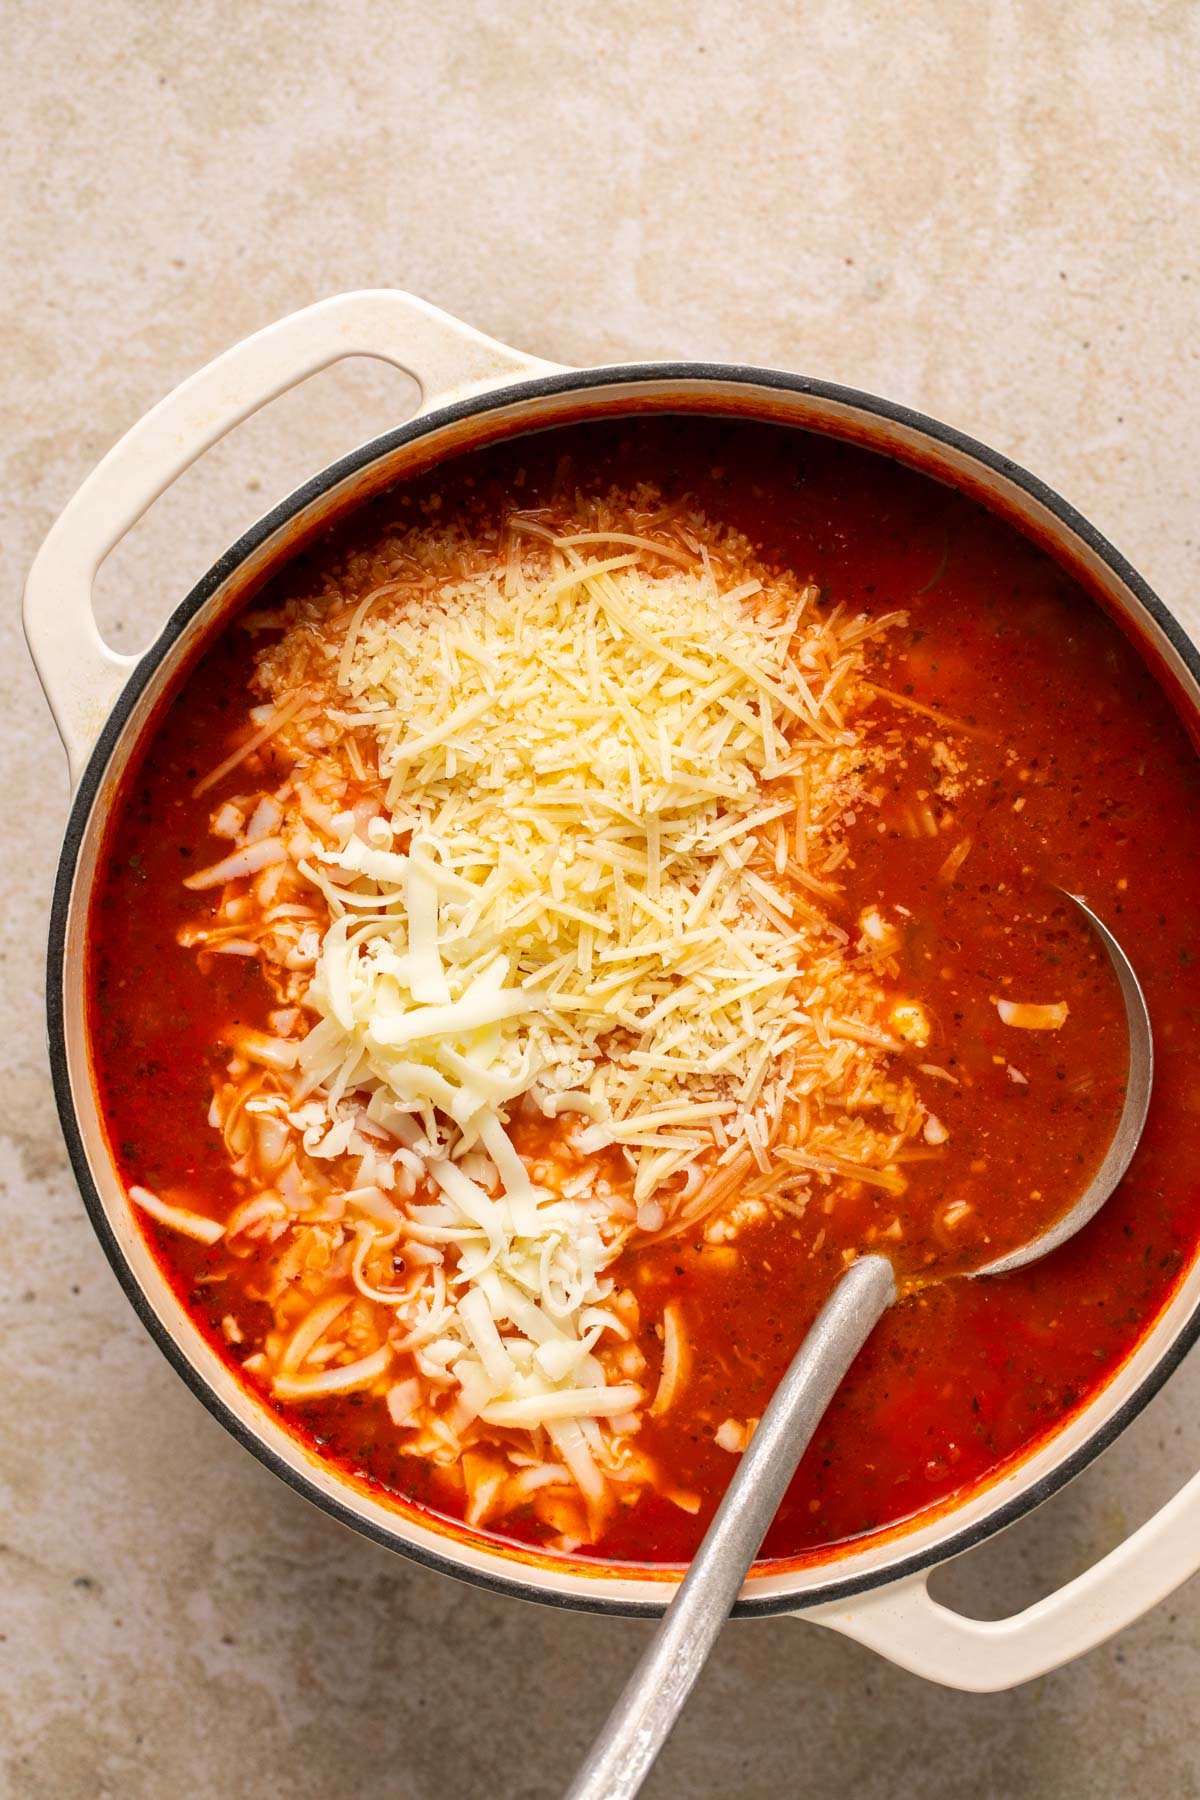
[{"left": 137, "top": 489, "right": 935, "bottom": 1546}]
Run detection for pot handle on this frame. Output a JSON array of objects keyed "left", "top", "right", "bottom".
[
  {"left": 23, "top": 289, "right": 562, "bottom": 787},
  {"left": 803, "top": 1462, "right": 1200, "bottom": 1690}
]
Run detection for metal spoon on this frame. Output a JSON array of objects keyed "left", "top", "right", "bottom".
[{"left": 566, "top": 893, "right": 1152, "bottom": 1800}]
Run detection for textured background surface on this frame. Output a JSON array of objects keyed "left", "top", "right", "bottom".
[{"left": 3, "top": 3, "right": 1200, "bottom": 1795}]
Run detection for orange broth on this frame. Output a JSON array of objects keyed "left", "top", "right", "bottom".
[{"left": 87, "top": 416, "right": 1200, "bottom": 1566}]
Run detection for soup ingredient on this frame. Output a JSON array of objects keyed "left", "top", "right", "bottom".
[
  {"left": 996, "top": 998, "right": 1070, "bottom": 1030},
  {"left": 90, "top": 417, "right": 1190, "bottom": 1568},
  {"left": 135, "top": 495, "right": 931, "bottom": 1541},
  {"left": 266, "top": 508, "right": 916, "bottom": 1205}
]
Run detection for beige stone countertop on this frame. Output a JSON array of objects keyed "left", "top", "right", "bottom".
[{"left": 3, "top": 3, "right": 1199, "bottom": 1795}]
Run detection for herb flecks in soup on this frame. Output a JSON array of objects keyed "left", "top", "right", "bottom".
[{"left": 90, "top": 419, "right": 1200, "bottom": 1568}]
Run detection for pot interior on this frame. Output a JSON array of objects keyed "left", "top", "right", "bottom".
[{"left": 52, "top": 369, "right": 1200, "bottom": 1615}]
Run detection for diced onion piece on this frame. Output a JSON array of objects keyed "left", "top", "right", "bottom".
[
  {"left": 664, "top": 1486, "right": 702, "bottom": 1515},
  {"left": 996, "top": 998, "right": 1069, "bottom": 1031},
  {"left": 715, "top": 1418, "right": 744, "bottom": 1453},
  {"left": 649, "top": 1302, "right": 689, "bottom": 1419},
  {"left": 129, "top": 1185, "right": 223, "bottom": 1245}
]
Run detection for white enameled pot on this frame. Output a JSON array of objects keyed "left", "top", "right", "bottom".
[{"left": 25, "top": 290, "right": 1200, "bottom": 1690}]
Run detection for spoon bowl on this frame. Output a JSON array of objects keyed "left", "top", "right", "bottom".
[{"left": 972, "top": 894, "right": 1152, "bottom": 1277}]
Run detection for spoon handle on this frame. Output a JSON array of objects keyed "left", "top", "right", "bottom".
[{"left": 564, "top": 1253, "right": 897, "bottom": 1800}]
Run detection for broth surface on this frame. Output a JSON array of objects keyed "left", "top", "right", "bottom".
[{"left": 88, "top": 416, "right": 1200, "bottom": 1566}]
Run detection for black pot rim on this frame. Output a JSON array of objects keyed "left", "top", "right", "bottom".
[{"left": 46, "top": 356, "right": 1200, "bottom": 1621}]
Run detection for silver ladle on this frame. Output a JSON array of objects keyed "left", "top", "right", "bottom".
[{"left": 566, "top": 893, "right": 1152, "bottom": 1800}]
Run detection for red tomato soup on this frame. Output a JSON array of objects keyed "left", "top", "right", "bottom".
[{"left": 87, "top": 416, "right": 1200, "bottom": 1569}]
